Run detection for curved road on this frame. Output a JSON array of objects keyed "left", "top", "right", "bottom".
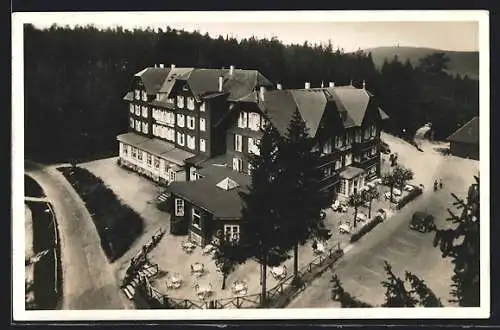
[
  {"left": 288, "top": 137, "right": 479, "bottom": 308},
  {"left": 25, "top": 161, "right": 132, "bottom": 309}
]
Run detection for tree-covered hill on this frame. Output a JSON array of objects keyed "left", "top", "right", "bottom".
[{"left": 23, "top": 24, "right": 478, "bottom": 163}]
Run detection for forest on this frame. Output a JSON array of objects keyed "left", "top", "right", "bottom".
[{"left": 23, "top": 24, "right": 479, "bottom": 163}]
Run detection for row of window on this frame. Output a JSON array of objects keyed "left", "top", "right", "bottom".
[
  {"left": 122, "top": 144, "right": 177, "bottom": 181},
  {"left": 354, "top": 146, "right": 378, "bottom": 163},
  {"left": 232, "top": 157, "right": 253, "bottom": 175},
  {"left": 234, "top": 134, "right": 260, "bottom": 155},
  {"left": 130, "top": 104, "right": 148, "bottom": 118},
  {"left": 176, "top": 132, "right": 206, "bottom": 152},
  {"left": 152, "top": 124, "right": 175, "bottom": 142},
  {"left": 237, "top": 111, "right": 264, "bottom": 131},
  {"left": 134, "top": 89, "right": 148, "bottom": 102},
  {"left": 130, "top": 118, "right": 149, "bottom": 134}
]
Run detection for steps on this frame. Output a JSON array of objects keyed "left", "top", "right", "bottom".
[
  {"left": 157, "top": 193, "right": 169, "bottom": 203},
  {"left": 121, "top": 262, "right": 159, "bottom": 300}
]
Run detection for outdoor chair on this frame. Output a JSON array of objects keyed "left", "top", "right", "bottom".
[
  {"left": 231, "top": 281, "right": 248, "bottom": 296},
  {"left": 202, "top": 244, "right": 215, "bottom": 255},
  {"left": 314, "top": 242, "right": 326, "bottom": 255}
]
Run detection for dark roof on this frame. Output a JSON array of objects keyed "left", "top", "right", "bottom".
[
  {"left": 260, "top": 90, "right": 298, "bottom": 135},
  {"left": 339, "top": 166, "right": 365, "bottom": 179},
  {"left": 167, "top": 165, "right": 250, "bottom": 219},
  {"left": 290, "top": 89, "right": 327, "bottom": 137},
  {"left": 135, "top": 67, "right": 171, "bottom": 95},
  {"left": 333, "top": 87, "right": 371, "bottom": 126},
  {"left": 117, "top": 132, "right": 149, "bottom": 145},
  {"left": 157, "top": 67, "right": 273, "bottom": 102},
  {"left": 447, "top": 116, "right": 479, "bottom": 145}
]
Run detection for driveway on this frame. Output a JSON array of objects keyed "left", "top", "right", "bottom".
[
  {"left": 25, "top": 161, "right": 133, "bottom": 310},
  {"left": 288, "top": 135, "right": 479, "bottom": 308}
]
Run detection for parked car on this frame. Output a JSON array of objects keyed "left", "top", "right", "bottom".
[
  {"left": 381, "top": 141, "right": 391, "bottom": 154},
  {"left": 409, "top": 212, "right": 436, "bottom": 233}
]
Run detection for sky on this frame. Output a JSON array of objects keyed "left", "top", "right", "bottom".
[{"left": 24, "top": 11, "right": 480, "bottom": 52}]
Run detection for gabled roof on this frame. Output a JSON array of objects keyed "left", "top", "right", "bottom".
[
  {"left": 260, "top": 90, "right": 298, "bottom": 135},
  {"left": 134, "top": 67, "right": 171, "bottom": 95},
  {"left": 290, "top": 89, "right": 327, "bottom": 137},
  {"left": 332, "top": 87, "right": 371, "bottom": 126},
  {"left": 447, "top": 116, "right": 479, "bottom": 144},
  {"left": 379, "top": 108, "right": 390, "bottom": 121},
  {"left": 339, "top": 166, "right": 365, "bottom": 179},
  {"left": 157, "top": 67, "right": 273, "bottom": 102}
]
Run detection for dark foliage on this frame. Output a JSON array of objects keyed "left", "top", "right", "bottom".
[
  {"left": 396, "top": 186, "right": 423, "bottom": 210},
  {"left": 58, "top": 166, "right": 144, "bottom": 261},
  {"left": 350, "top": 215, "right": 384, "bottom": 243},
  {"left": 25, "top": 174, "right": 46, "bottom": 198},
  {"left": 24, "top": 24, "right": 478, "bottom": 163}
]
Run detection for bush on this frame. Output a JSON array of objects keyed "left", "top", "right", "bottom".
[
  {"left": 58, "top": 166, "right": 144, "bottom": 261},
  {"left": 396, "top": 186, "right": 423, "bottom": 210},
  {"left": 350, "top": 215, "right": 384, "bottom": 243}
]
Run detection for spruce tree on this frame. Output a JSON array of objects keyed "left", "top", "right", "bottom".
[
  {"left": 278, "top": 110, "right": 331, "bottom": 281},
  {"left": 240, "top": 121, "right": 286, "bottom": 306},
  {"left": 433, "top": 175, "right": 480, "bottom": 306}
]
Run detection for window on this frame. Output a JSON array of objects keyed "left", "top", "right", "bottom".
[
  {"left": 152, "top": 124, "right": 157, "bottom": 136},
  {"left": 199, "top": 118, "right": 206, "bottom": 131},
  {"left": 224, "top": 225, "right": 240, "bottom": 242},
  {"left": 345, "top": 153, "right": 353, "bottom": 166},
  {"left": 141, "top": 90, "right": 148, "bottom": 101},
  {"left": 177, "top": 114, "right": 185, "bottom": 127},
  {"left": 130, "top": 118, "right": 134, "bottom": 129},
  {"left": 166, "top": 127, "right": 175, "bottom": 141},
  {"left": 167, "top": 97, "right": 174, "bottom": 104},
  {"left": 248, "top": 137, "right": 260, "bottom": 155},
  {"left": 134, "top": 89, "right": 140, "bottom": 100},
  {"left": 355, "top": 129, "right": 362, "bottom": 143},
  {"left": 135, "top": 120, "right": 141, "bottom": 131},
  {"left": 154, "top": 157, "right": 160, "bottom": 169},
  {"left": 238, "top": 112, "right": 248, "bottom": 128},
  {"left": 247, "top": 163, "right": 253, "bottom": 175},
  {"left": 323, "top": 167, "right": 332, "bottom": 177},
  {"left": 200, "top": 102, "right": 206, "bottom": 112},
  {"left": 335, "top": 135, "right": 343, "bottom": 149},
  {"left": 146, "top": 153, "right": 152, "bottom": 167},
  {"left": 346, "top": 132, "right": 353, "bottom": 146},
  {"left": 142, "top": 122, "right": 148, "bottom": 134},
  {"left": 190, "top": 167, "right": 197, "bottom": 181},
  {"left": 335, "top": 159, "right": 342, "bottom": 170},
  {"left": 169, "top": 170, "right": 176, "bottom": 182},
  {"left": 135, "top": 105, "right": 140, "bottom": 116},
  {"left": 129, "top": 104, "right": 134, "bottom": 113},
  {"left": 249, "top": 112, "right": 261, "bottom": 131},
  {"left": 192, "top": 209, "right": 201, "bottom": 229},
  {"left": 123, "top": 144, "right": 129, "bottom": 156},
  {"left": 177, "top": 132, "right": 185, "bottom": 146},
  {"left": 137, "top": 150, "right": 143, "bottom": 161},
  {"left": 187, "top": 116, "right": 195, "bottom": 130},
  {"left": 371, "top": 146, "right": 377, "bottom": 156},
  {"left": 364, "top": 127, "right": 371, "bottom": 140},
  {"left": 187, "top": 135, "right": 196, "bottom": 150},
  {"left": 322, "top": 139, "right": 332, "bottom": 154},
  {"left": 338, "top": 179, "right": 347, "bottom": 195},
  {"left": 187, "top": 97, "right": 195, "bottom": 110},
  {"left": 166, "top": 111, "right": 175, "bottom": 126},
  {"left": 200, "top": 138, "right": 206, "bottom": 152},
  {"left": 131, "top": 147, "right": 137, "bottom": 158},
  {"left": 175, "top": 198, "right": 184, "bottom": 216},
  {"left": 141, "top": 106, "right": 148, "bottom": 118},
  {"left": 232, "top": 158, "right": 243, "bottom": 172},
  {"left": 370, "top": 125, "right": 377, "bottom": 138},
  {"left": 177, "top": 95, "right": 184, "bottom": 108},
  {"left": 234, "top": 134, "right": 243, "bottom": 152}
]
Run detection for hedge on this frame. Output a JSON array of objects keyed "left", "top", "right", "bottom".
[
  {"left": 58, "top": 166, "right": 144, "bottom": 261},
  {"left": 396, "top": 186, "right": 423, "bottom": 210},
  {"left": 350, "top": 215, "right": 384, "bottom": 243}
]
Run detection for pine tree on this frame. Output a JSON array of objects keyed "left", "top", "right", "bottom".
[
  {"left": 278, "top": 110, "right": 331, "bottom": 281},
  {"left": 433, "top": 175, "right": 480, "bottom": 306},
  {"left": 240, "top": 121, "right": 286, "bottom": 306}
]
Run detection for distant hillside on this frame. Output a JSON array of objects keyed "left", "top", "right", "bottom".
[{"left": 363, "top": 46, "right": 479, "bottom": 80}]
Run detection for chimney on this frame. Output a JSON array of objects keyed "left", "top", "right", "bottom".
[
  {"left": 229, "top": 65, "right": 235, "bottom": 75},
  {"left": 304, "top": 82, "right": 311, "bottom": 89},
  {"left": 159, "top": 64, "right": 164, "bottom": 68},
  {"left": 171, "top": 64, "right": 176, "bottom": 69},
  {"left": 259, "top": 86, "right": 266, "bottom": 101},
  {"left": 276, "top": 83, "right": 282, "bottom": 90},
  {"left": 218, "top": 76, "right": 224, "bottom": 92},
  {"left": 321, "top": 81, "right": 324, "bottom": 88},
  {"left": 329, "top": 82, "right": 335, "bottom": 88},
  {"left": 350, "top": 79, "right": 353, "bottom": 86},
  {"left": 362, "top": 80, "right": 366, "bottom": 89}
]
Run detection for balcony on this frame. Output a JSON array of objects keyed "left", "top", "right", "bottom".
[{"left": 353, "top": 154, "right": 379, "bottom": 167}]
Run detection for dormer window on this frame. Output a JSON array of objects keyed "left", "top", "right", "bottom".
[
  {"left": 238, "top": 112, "right": 248, "bottom": 128},
  {"left": 156, "top": 93, "right": 160, "bottom": 100},
  {"left": 177, "top": 95, "right": 184, "bottom": 108},
  {"left": 141, "top": 90, "right": 148, "bottom": 101}
]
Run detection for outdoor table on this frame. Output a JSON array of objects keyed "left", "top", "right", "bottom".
[
  {"left": 271, "top": 266, "right": 287, "bottom": 279},
  {"left": 393, "top": 188, "right": 402, "bottom": 196},
  {"left": 404, "top": 184, "right": 414, "bottom": 192},
  {"left": 195, "top": 283, "right": 213, "bottom": 300},
  {"left": 232, "top": 281, "right": 248, "bottom": 295},
  {"left": 202, "top": 244, "right": 215, "bottom": 255},
  {"left": 191, "top": 262, "right": 205, "bottom": 277},
  {"left": 356, "top": 213, "right": 367, "bottom": 222},
  {"left": 168, "top": 273, "right": 182, "bottom": 289},
  {"left": 338, "top": 223, "right": 351, "bottom": 234},
  {"left": 315, "top": 242, "right": 325, "bottom": 254}
]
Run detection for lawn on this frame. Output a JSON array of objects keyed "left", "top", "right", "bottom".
[{"left": 58, "top": 165, "right": 144, "bottom": 261}]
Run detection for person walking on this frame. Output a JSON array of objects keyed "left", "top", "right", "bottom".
[
  {"left": 439, "top": 179, "right": 443, "bottom": 189},
  {"left": 434, "top": 180, "right": 438, "bottom": 192}
]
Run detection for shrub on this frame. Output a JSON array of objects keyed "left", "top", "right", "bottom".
[
  {"left": 396, "top": 186, "right": 423, "bottom": 210},
  {"left": 350, "top": 215, "right": 384, "bottom": 243},
  {"left": 58, "top": 166, "right": 144, "bottom": 261}
]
